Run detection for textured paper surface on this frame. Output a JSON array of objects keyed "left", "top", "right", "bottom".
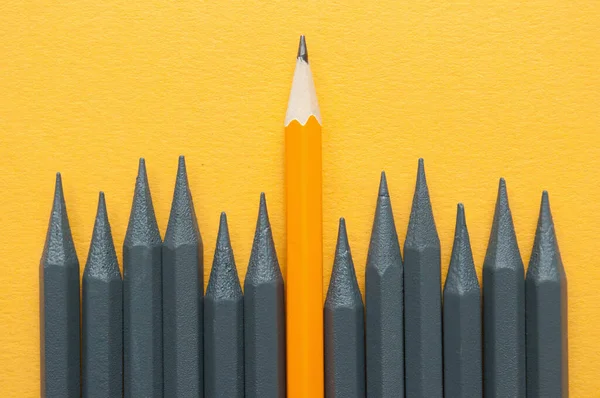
[{"left": 0, "top": 1, "right": 599, "bottom": 396}]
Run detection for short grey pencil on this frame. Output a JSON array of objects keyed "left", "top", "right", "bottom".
[
  {"left": 244, "top": 193, "right": 286, "bottom": 398},
  {"left": 324, "top": 218, "right": 365, "bottom": 398},
  {"left": 82, "top": 192, "right": 123, "bottom": 398},
  {"left": 40, "top": 173, "right": 80, "bottom": 398},
  {"left": 162, "top": 156, "right": 204, "bottom": 397},
  {"left": 204, "top": 212, "right": 244, "bottom": 398},
  {"left": 403, "top": 159, "right": 443, "bottom": 398},
  {"left": 123, "top": 159, "right": 163, "bottom": 398},
  {"left": 365, "top": 172, "right": 404, "bottom": 398},
  {"left": 482, "top": 178, "right": 526, "bottom": 397},
  {"left": 443, "top": 204, "right": 482, "bottom": 397},
  {"left": 526, "top": 192, "right": 568, "bottom": 398}
]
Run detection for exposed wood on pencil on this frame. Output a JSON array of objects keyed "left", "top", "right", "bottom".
[
  {"left": 443, "top": 204, "right": 482, "bottom": 397},
  {"left": 285, "top": 35, "right": 324, "bottom": 398},
  {"left": 526, "top": 192, "right": 568, "bottom": 398},
  {"left": 324, "top": 218, "right": 365, "bottom": 398},
  {"left": 40, "top": 173, "right": 81, "bottom": 398},
  {"left": 244, "top": 193, "right": 286, "bottom": 398},
  {"left": 365, "top": 171, "right": 404, "bottom": 397},
  {"left": 403, "top": 159, "right": 443, "bottom": 398},
  {"left": 482, "top": 178, "right": 526, "bottom": 397},
  {"left": 123, "top": 159, "right": 163, "bottom": 398},
  {"left": 82, "top": 192, "right": 123, "bottom": 398},
  {"left": 205, "top": 212, "right": 244, "bottom": 398},
  {"left": 163, "top": 156, "right": 204, "bottom": 396}
]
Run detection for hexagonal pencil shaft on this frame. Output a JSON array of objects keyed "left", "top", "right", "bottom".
[
  {"left": 526, "top": 192, "right": 568, "bottom": 398},
  {"left": 205, "top": 213, "right": 244, "bottom": 398},
  {"left": 324, "top": 219, "right": 365, "bottom": 398},
  {"left": 40, "top": 173, "right": 81, "bottom": 398},
  {"left": 244, "top": 193, "right": 285, "bottom": 398},
  {"left": 162, "top": 156, "right": 204, "bottom": 397},
  {"left": 403, "top": 159, "right": 442, "bottom": 398},
  {"left": 82, "top": 193, "right": 123, "bottom": 398},
  {"left": 365, "top": 172, "right": 403, "bottom": 397},
  {"left": 443, "top": 204, "right": 482, "bottom": 397},
  {"left": 482, "top": 179, "right": 526, "bottom": 397},
  {"left": 123, "top": 159, "right": 163, "bottom": 398}
]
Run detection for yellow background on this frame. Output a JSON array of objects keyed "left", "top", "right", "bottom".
[{"left": 1, "top": 1, "right": 598, "bottom": 395}]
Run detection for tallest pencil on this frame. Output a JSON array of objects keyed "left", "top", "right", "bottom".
[{"left": 285, "top": 35, "right": 324, "bottom": 398}]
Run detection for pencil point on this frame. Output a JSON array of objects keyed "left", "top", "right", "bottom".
[
  {"left": 207, "top": 212, "right": 242, "bottom": 300},
  {"left": 445, "top": 204, "right": 478, "bottom": 295},
  {"left": 164, "top": 156, "right": 200, "bottom": 247},
  {"left": 405, "top": 158, "right": 439, "bottom": 248},
  {"left": 297, "top": 35, "right": 308, "bottom": 62},
  {"left": 326, "top": 218, "right": 361, "bottom": 307},
  {"left": 378, "top": 172, "right": 389, "bottom": 197},
  {"left": 86, "top": 193, "right": 120, "bottom": 279},
  {"left": 528, "top": 191, "right": 564, "bottom": 280},
  {"left": 125, "top": 158, "right": 161, "bottom": 247}
]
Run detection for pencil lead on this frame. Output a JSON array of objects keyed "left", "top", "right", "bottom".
[
  {"left": 164, "top": 156, "right": 200, "bottom": 247},
  {"left": 246, "top": 193, "right": 282, "bottom": 284},
  {"left": 527, "top": 191, "right": 564, "bottom": 278},
  {"left": 42, "top": 173, "right": 78, "bottom": 265},
  {"left": 484, "top": 178, "right": 523, "bottom": 270},
  {"left": 206, "top": 213, "right": 242, "bottom": 300},
  {"left": 326, "top": 218, "right": 361, "bottom": 307},
  {"left": 125, "top": 158, "right": 161, "bottom": 247},
  {"left": 445, "top": 204, "right": 478, "bottom": 295},
  {"left": 297, "top": 35, "right": 308, "bottom": 62},
  {"left": 378, "top": 171, "right": 389, "bottom": 197},
  {"left": 405, "top": 158, "right": 439, "bottom": 248},
  {"left": 86, "top": 192, "right": 120, "bottom": 278}
]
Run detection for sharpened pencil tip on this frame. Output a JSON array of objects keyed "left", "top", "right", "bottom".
[
  {"left": 456, "top": 203, "right": 466, "bottom": 226},
  {"left": 378, "top": 171, "right": 389, "bottom": 197},
  {"left": 297, "top": 35, "right": 308, "bottom": 62},
  {"left": 138, "top": 158, "right": 147, "bottom": 176},
  {"left": 538, "top": 191, "right": 553, "bottom": 229}
]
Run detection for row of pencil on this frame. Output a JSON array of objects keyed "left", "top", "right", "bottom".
[{"left": 40, "top": 156, "right": 567, "bottom": 398}]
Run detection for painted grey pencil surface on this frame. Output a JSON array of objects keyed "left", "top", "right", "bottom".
[
  {"left": 205, "top": 213, "right": 244, "bottom": 398},
  {"left": 82, "top": 193, "right": 123, "bottom": 398},
  {"left": 163, "top": 156, "right": 204, "bottom": 397},
  {"left": 443, "top": 204, "right": 482, "bottom": 398},
  {"left": 244, "top": 193, "right": 285, "bottom": 398},
  {"left": 40, "top": 173, "right": 80, "bottom": 398},
  {"left": 483, "top": 178, "right": 526, "bottom": 398},
  {"left": 324, "top": 218, "right": 365, "bottom": 398},
  {"left": 365, "top": 171, "right": 403, "bottom": 398},
  {"left": 123, "top": 159, "right": 163, "bottom": 398},
  {"left": 403, "top": 159, "right": 442, "bottom": 398},
  {"left": 526, "top": 192, "right": 568, "bottom": 398}
]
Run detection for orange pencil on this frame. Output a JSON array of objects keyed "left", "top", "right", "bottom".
[{"left": 285, "top": 35, "right": 324, "bottom": 398}]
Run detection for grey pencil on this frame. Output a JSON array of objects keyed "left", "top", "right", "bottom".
[
  {"left": 205, "top": 212, "right": 244, "bottom": 398},
  {"left": 443, "top": 204, "right": 482, "bottom": 397},
  {"left": 40, "top": 173, "right": 81, "bottom": 398},
  {"left": 244, "top": 193, "right": 286, "bottom": 398},
  {"left": 82, "top": 192, "right": 123, "bottom": 398},
  {"left": 163, "top": 156, "right": 204, "bottom": 397},
  {"left": 526, "top": 192, "right": 568, "bottom": 398},
  {"left": 403, "top": 158, "right": 443, "bottom": 398},
  {"left": 482, "top": 178, "right": 526, "bottom": 397},
  {"left": 123, "top": 159, "right": 163, "bottom": 398},
  {"left": 365, "top": 171, "right": 404, "bottom": 397},
  {"left": 324, "top": 218, "right": 365, "bottom": 398}
]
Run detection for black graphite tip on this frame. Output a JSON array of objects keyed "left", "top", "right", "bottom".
[
  {"left": 445, "top": 204, "right": 479, "bottom": 295},
  {"left": 325, "top": 218, "right": 362, "bottom": 307},
  {"left": 525, "top": 191, "right": 568, "bottom": 397},
  {"left": 405, "top": 158, "right": 440, "bottom": 248},
  {"left": 164, "top": 156, "right": 201, "bottom": 247},
  {"left": 297, "top": 35, "right": 308, "bottom": 62},
  {"left": 324, "top": 218, "right": 365, "bottom": 397},
  {"left": 484, "top": 178, "right": 524, "bottom": 270},
  {"left": 85, "top": 192, "right": 121, "bottom": 280},
  {"left": 443, "top": 204, "right": 482, "bottom": 397},
  {"left": 245, "top": 192, "right": 283, "bottom": 285},
  {"left": 42, "top": 172, "right": 78, "bottom": 267},
  {"left": 365, "top": 171, "right": 404, "bottom": 397},
  {"left": 124, "top": 158, "right": 161, "bottom": 247},
  {"left": 206, "top": 212, "right": 243, "bottom": 300}
]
